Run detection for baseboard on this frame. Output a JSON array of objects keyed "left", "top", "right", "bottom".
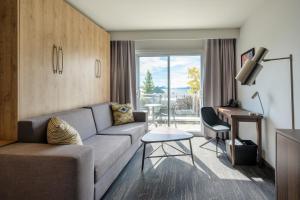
[{"left": 262, "top": 158, "right": 275, "bottom": 179}]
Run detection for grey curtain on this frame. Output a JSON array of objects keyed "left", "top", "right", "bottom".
[
  {"left": 110, "top": 41, "right": 137, "bottom": 109},
  {"left": 203, "top": 39, "right": 236, "bottom": 136}
]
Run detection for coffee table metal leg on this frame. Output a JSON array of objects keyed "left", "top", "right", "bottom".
[
  {"left": 161, "top": 142, "right": 168, "bottom": 156},
  {"left": 141, "top": 143, "right": 146, "bottom": 171},
  {"left": 189, "top": 139, "right": 195, "bottom": 165}
]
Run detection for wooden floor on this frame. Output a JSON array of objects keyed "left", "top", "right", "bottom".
[{"left": 102, "top": 137, "right": 275, "bottom": 200}]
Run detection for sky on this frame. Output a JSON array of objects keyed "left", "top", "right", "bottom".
[{"left": 139, "top": 55, "right": 201, "bottom": 89}]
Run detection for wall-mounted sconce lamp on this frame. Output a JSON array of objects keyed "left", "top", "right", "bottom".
[
  {"left": 236, "top": 47, "right": 295, "bottom": 129},
  {"left": 251, "top": 91, "right": 264, "bottom": 116}
]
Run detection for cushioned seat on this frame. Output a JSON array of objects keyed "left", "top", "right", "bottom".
[
  {"left": 83, "top": 135, "right": 131, "bottom": 182},
  {"left": 85, "top": 103, "right": 147, "bottom": 144},
  {"left": 16, "top": 104, "right": 147, "bottom": 200},
  {"left": 99, "top": 122, "right": 146, "bottom": 144},
  {"left": 212, "top": 125, "right": 230, "bottom": 131}
]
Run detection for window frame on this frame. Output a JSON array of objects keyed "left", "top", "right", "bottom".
[{"left": 136, "top": 51, "right": 204, "bottom": 126}]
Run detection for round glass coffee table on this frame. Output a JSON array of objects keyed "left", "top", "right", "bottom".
[{"left": 141, "top": 127, "right": 194, "bottom": 171}]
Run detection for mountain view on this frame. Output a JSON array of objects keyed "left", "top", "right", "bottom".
[{"left": 139, "top": 55, "right": 201, "bottom": 95}]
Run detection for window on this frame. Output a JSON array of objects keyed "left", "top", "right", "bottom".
[{"left": 137, "top": 55, "right": 202, "bottom": 133}]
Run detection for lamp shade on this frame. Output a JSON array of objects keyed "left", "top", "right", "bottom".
[{"left": 236, "top": 47, "right": 269, "bottom": 86}]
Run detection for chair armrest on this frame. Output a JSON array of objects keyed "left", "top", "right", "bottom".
[
  {"left": 0, "top": 143, "right": 94, "bottom": 200},
  {"left": 133, "top": 111, "right": 148, "bottom": 122}
]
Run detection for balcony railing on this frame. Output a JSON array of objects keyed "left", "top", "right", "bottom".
[{"left": 138, "top": 92, "right": 201, "bottom": 132}]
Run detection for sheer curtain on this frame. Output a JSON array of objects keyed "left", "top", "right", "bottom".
[
  {"left": 202, "top": 39, "right": 237, "bottom": 137},
  {"left": 110, "top": 41, "right": 137, "bottom": 109}
]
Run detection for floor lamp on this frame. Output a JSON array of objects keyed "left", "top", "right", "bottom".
[{"left": 236, "top": 47, "right": 295, "bottom": 130}]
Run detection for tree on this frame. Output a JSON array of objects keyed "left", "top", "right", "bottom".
[
  {"left": 187, "top": 67, "right": 200, "bottom": 115},
  {"left": 187, "top": 67, "right": 200, "bottom": 94},
  {"left": 142, "top": 70, "right": 155, "bottom": 94}
]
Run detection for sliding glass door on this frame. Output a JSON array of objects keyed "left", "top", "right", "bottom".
[
  {"left": 169, "top": 56, "right": 201, "bottom": 133},
  {"left": 137, "top": 55, "right": 201, "bottom": 133},
  {"left": 138, "top": 56, "right": 169, "bottom": 127}
]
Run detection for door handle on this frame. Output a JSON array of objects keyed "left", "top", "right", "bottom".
[
  {"left": 95, "top": 59, "right": 99, "bottom": 78},
  {"left": 52, "top": 45, "right": 58, "bottom": 74},
  {"left": 97, "top": 59, "right": 101, "bottom": 78},
  {"left": 58, "top": 46, "right": 64, "bottom": 74}
]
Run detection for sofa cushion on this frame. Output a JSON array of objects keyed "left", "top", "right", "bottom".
[
  {"left": 85, "top": 103, "right": 113, "bottom": 132},
  {"left": 111, "top": 103, "right": 135, "bottom": 125},
  {"left": 83, "top": 135, "right": 131, "bottom": 182},
  {"left": 57, "top": 109, "right": 97, "bottom": 141},
  {"left": 99, "top": 122, "right": 146, "bottom": 144},
  {"left": 18, "top": 108, "right": 97, "bottom": 143},
  {"left": 47, "top": 117, "right": 83, "bottom": 145}
]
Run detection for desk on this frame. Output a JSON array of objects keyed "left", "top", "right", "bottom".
[{"left": 217, "top": 107, "right": 263, "bottom": 166}]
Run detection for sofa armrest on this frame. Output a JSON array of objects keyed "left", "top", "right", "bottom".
[
  {"left": 0, "top": 143, "right": 94, "bottom": 200},
  {"left": 133, "top": 111, "right": 148, "bottom": 122}
]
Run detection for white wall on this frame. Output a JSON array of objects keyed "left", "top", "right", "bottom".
[
  {"left": 135, "top": 39, "right": 205, "bottom": 55},
  {"left": 237, "top": 0, "right": 300, "bottom": 167}
]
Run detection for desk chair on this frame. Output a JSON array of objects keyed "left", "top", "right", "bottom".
[{"left": 200, "top": 107, "right": 231, "bottom": 156}]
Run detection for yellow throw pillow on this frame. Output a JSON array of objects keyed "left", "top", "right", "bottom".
[
  {"left": 47, "top": 117, "right": 83, "bottom": 145},
  {"left": 111, "top": 103, "right": 135, "bottom": 125}
]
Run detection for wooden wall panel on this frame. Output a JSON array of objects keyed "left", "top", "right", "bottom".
[
  {"left": 58, "top": 2, "right": 82, "bottom": 111},
  {"left": 101, "top": 30, "right": 111, "bottom": 103},
  {"left": 18, "top": 0, "right": 63, "bottom": 120},
  {"left": 0, "top": 0, "right": 18, "bottom": 140},
  {"left": 18, "top": 0, "right": 110, "bottom": 120},
  {"left": 59, "top": 3, "right": 111, "bottom": 109},
  {"left": 85, "top": 18, "right": 96, "bottom": 106},
  {"left": 277, "top": 133, "right": 300, "bottom": 200},
  {"left": 1, "top": 0, "right": 110, "bottom": 140},
  {"left": 90, "top": 21, "right": 101, "bottom": 105}
]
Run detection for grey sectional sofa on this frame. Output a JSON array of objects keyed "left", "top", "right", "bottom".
[{"left": 0, "top": 103, "right": 147, "bottom": 200}]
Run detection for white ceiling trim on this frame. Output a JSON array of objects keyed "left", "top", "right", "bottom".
[{"left": 110, "top": 29, "right": 239, "bottom": 41}]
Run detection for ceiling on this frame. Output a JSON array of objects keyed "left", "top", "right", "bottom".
[{"left": 66, "top": 0, "right": 267, "bottom": 31}]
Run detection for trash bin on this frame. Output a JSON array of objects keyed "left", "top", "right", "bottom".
[{"left": 225, "top": 139, "right": 258, "bottom": 165}]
